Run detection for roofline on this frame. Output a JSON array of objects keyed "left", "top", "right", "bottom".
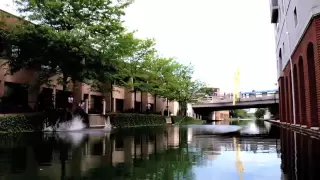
[{"left": 0, "top": 8, "right": 22, "bottom": 20}]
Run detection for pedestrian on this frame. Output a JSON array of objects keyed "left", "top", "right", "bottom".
[
  {"left": 67, "top": 95, "right": 73, "bottom": 111},
  {"left": 79, "top": 100, "right": 85, "bottom": 110},
  {"left": 146, "top": 103, "right": 151, "bottom": 113}
]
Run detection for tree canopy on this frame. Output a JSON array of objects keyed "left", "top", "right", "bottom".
[
  {"left": 0, "top": 0, "right": 206, "bottom": 114},
  {"left": 254, "top": 108, "right": 266, "bottom": 119}
]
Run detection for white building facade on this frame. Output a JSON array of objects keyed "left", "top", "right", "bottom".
[{"left": 270, "top": 0, "right": 320, "bottom": 127}]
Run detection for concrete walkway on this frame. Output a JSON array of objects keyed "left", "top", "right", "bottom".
[{"left": 266, "top": 119, "right": 320, "bottom": 138}]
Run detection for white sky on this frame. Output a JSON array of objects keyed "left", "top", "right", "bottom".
[{"left": 1, "top": 0, "right": 277, "bottom": 93}]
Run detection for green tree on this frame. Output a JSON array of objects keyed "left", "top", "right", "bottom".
[
  {"left": 1, "top": 0, "right": 133, "bottom": 111},
  {"left": 230, "top": 109, "right": 248, "bottom": 119},
  {"left": 141, "top": 55, "right": 184, "bottom": 114},
  {"left": 117, "top": 37, "right": 156, "bottom": 111},
  {"left": 267, "top": 105, "right": 278, "bottom": 117},
  {"left": 254, "top": 108, "right": 266, "bottom": 119},
  {"left": 199, "top": 87, "right": 218, "bottom": 96},
  {"left": 168, "top": 65, "right": 205, "bottom": 116}
]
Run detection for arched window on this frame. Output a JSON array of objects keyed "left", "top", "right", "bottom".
[{"left": 306, "top": 43, "right": 318, "bottom": 127}]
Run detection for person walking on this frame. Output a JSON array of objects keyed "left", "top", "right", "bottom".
[{"left": 67, "top": 95, "right": 74, "bottom": 111}]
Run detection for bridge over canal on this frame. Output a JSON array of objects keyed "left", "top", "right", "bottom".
[{"left": 191, "top": 90, "right": 279, "bottom": 119}]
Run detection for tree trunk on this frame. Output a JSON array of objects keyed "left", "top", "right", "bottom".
[
  {"left": 153, "top": 94, "right": 157, "bottom": 112},
  {"left": 62, "top": 74, "right": 68, "bottom": 120},
  {"left": 183, "top": 99, "right": 187, "bottom": 116},
  {"left": 140, "top": 91, "right": 143, "bottom": 112},
  {"left": 110, "top": 82, "right": 113, "bottom": 112},
  {"left": 133, "top": 89, "right": 137, "bottom": 111},
  {"left": 178, "top": 101, "right": 182, "bottom": 116},
  {"left": 166, "top": 99, "right": 169, "bottom": 116}
]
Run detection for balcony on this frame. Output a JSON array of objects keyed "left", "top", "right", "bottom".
[{"left": 270, "top": 0, "right": 279, "bottom": 23}]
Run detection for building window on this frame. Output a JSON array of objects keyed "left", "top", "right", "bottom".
[{"left": 294, "top": 8, "right": 298, "bottom": 27}]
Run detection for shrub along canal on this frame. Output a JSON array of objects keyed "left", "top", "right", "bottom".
[{"left": 0, "top": 118, "right": 317, "bottom": 179}]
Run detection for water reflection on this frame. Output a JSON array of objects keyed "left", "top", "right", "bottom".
[
  {"left": 280, "top": 128, "right": 320, "bottom": 180},
  {"left": 0, "top": 123, "right": 285, "bottom": 180}
]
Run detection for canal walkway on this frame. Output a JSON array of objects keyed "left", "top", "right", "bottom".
[{"left": 267, "top": 119, "right": 320, "bottom": 139}]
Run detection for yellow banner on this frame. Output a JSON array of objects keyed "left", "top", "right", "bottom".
[{"left": 233, "top": 65, "right": 240, "bottom": 105}]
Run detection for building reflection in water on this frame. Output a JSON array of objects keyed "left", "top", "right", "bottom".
[
  {"left": 0, "top": 122, "right": 294, "bottom": 180},
  {"left": 280, "top": 128, "right": 320, "bottom": 180},
  {"left": 0, "top": 126, "right": 182, "bottom": 179}
]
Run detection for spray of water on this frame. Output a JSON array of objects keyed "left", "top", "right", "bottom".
[
  {"left": 104, "top": 116, "right": 112, "bottom": 131},
  {"left": 43, "top": 115, "right": 86, "bottom": 132}
]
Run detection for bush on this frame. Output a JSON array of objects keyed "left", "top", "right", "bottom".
[
  {"left": 254, "top": 108, "right": 266, "bottom": 119},
  {"left": 172, "top": 116, "right": 201, "bottom": 125},
  {"left": 0, "top": 113, "right": 45, "bottom": 133},
  {"left": 107, "top": 113, "right": 166, "bottom": 128},
  {"left": 171, "top": 116, "right": 184, "bottom": 124}
]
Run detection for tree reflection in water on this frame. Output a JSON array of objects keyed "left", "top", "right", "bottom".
[{"left": 0, "top": 124, "right": 287, "bottom": 180}]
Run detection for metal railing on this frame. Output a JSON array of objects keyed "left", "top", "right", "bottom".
[{"left": 195, "top": 94, "right": 279, "bottom": 104}]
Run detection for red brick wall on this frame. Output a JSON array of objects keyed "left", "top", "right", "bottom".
[
  {"left": 278, "top": 77, "right": 285, "bottom": 122},
  {"left": 281, "top": 15, "right": 320, "bottom": 127}
]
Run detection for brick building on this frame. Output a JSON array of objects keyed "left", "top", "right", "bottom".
[
  {"left": 0, "top": 9, "right": 179, "bottom": 115},
  {"left": 270, "top": 0, "right": 320, "bottom": 127}
]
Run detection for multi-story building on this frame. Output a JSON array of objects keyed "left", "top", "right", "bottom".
[
  {"left": 270, "top": 0, "right": 320, "bottom": 127},
  {"left": 0, "top": 9, "right": 178, "bottom": 115}
]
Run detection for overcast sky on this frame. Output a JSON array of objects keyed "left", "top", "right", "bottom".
[{"left": 1, "top": 0, "right": 277, "bottom": 93}]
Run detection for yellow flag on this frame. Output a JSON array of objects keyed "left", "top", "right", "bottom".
[{"left": 233, "top": 65, "right": 240, "bottom": 105}]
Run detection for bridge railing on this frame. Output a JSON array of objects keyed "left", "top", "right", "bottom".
[{"left": 195, "top": 94, "right": 279, "bottom": 104}]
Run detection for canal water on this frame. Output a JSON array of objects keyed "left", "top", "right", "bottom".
[{"left": 0, "top": 120, "right": 316, "bottom": 179}]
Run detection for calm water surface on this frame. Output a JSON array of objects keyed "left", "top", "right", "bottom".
[{"left": 0, "top": 120, "right": 316, "bottom": 180}]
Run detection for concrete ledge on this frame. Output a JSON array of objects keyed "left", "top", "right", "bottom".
[
  {"left": 166, "top": 117, "right": 172, "bottom": 124},
  {"left": 88, "top": 114, "right": 106, "bottom": 128},
  {"left": 89, "top": 125, "right": 105, "bottom": 128},
  {"left": 266, "top": 120, "right": 320, "bottom": 138},
  {"left": 311, "top": 127, "right": 320, "bottom": 131}
]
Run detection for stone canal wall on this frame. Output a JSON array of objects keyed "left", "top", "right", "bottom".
[
  {"left": 107, "top": 113, "right": 167, "bottom": 128},
  {"left": 0, "top": 112, "right": 172, "bottom": 132}
]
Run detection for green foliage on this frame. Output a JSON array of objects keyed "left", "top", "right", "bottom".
[
  {"left": 1, "top": 0, "right": 206, "bottom": 109},
  {"left": 198, "top": 87, "right": 217, "bottom": 96},
  {"left": 230, "top": 120, "right": 254, "bottom": 126},
  {"left": 2, "top": 0, "right": 133, "bottom": 91},
  {"left": 0, "top": 113, "right": 45, "bottom": 133},
  {"left": 172, "top": 116, "right": 202, "bottom": 125},
  {"left": 254, "top": 108, "right": 266, "bottom": 119},
  {"left": 230, "top": 109, "right": 248, "bottom": 118},
  {"left": 107, "top": 113, "right": 166, "bottom": 128},
  {"left": 115, "top": 37, "right": 156, "bottom": 105},
  {"left": 268, "top": 105, "right": 278, "bottom": 116},
  {"left": 81, "top": 140, "right": 198, "bottom": 180}
]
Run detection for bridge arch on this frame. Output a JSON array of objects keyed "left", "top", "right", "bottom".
[
  {"left": 298, "top": 56, "right": 306, "bottom": 125},
  {"left": 293, "top": 64, "right": 300, "bottom": 125},
  {"left": 306, "top": 42, "right": 318, "bottom": 127}
]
